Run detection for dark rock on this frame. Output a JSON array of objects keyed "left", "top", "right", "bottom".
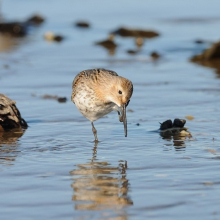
[
  {"left": 160, "top": 119, "right": 173, "bottom": 130},
  {"left": 75, "top": 21, "right": 90, "bottom": 28},
  {"left": 191, "top": 41, "right": 220, "bottom": 61},
  {"left": 0, "top": 22, "right": 27, "bottom": 37},
  {"left": 195, "top": 39, "right": 205, "bottom": 44},
  {"left": 0, "top": 94, "right": 28, "bottom": 131},
  {"left": 173, "top": 118, "right": 186, "bottom": 128},
  {"left": 53, "top": 35, "right": 63, "bottom": 42},
  {"left": 190, "top": 41, "right": 220, "bottom": 75},
  {"left": 112, "top": 27, "right": 159, "bottom": 38},
  {"left": 26, "top": 14, "right": 45, "bottom": 25},
  {"left": 42, "top": 94, "right": 58, "bottom": 100},
  {"left": 95, "top": 39, "right": 117, "bottom": 50},
  {"left": 57, "top": 97, "right": 67, "bottom": 103},
  {"left": 95, "top": 36, "right": 117, "bottom": 55},
  {"left": 127, "top": 49, "right": 138, "bottom": 55},
  {"left": 151, "top": 51, "right": 160, "bottom": 59},
  {"left": 41, "top": 94, "right": 67, "bottom": 103},
  {"left": 160, "top": 118, "right": 191, "bottom": 141}
]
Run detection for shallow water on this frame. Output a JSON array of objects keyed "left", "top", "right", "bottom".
[{"left": 1, "top": 0, "right": 220, "bottom": 219}]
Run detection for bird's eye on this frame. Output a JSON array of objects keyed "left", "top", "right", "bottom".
[{"left": 118, "top": 90, "right": 122, "bottom": 94}]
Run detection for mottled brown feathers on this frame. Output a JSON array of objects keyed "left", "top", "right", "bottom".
[
  {"left": 71, "top": 69, "right": 118, "bottom": 102},
  {"left": 71, "top": 68, "right": 133, "bottom": 140},
  {"left": 121, "top": 78, "right": 133, "bottom": 100}
]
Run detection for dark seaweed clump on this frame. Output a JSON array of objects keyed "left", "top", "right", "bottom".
[{"left": 160, "top": 118, "right": 186, "bottom": 130}]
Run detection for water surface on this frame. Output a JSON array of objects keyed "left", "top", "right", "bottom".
[{"left": 1, "top": 0, "right": 220, "bottom": 219}]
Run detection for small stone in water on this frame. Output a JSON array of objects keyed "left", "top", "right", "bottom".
[
  {"left": 44, "top": 32, "right": 64, "bottom": 42},
  {"left": 57, "top": 97, "right": 67, "bottom": 103},
  {"left": 185, "top": 115, "right": 194, "bottom": 120},
  {"left": 127, "top": 50, "right": 138, "bottom": 55},
  {"left": 26, "top": 14, "right": 45, "bottom": 25},
  {"left": 53, "top": 35, "right": 63, "bottom": 42},
  {"left": 75, "top": 21, "right": 90, "bottom": 28},
  {"left": 151, "top": 51, "right": 160, "bottom": 59}
]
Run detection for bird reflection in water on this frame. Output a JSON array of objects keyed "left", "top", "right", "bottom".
[
  {"left": 70, "top": 143, "right": 133, "bottom": 219},
  {"left": 0, "top": 129, "right": 25, "bottom": 166}
]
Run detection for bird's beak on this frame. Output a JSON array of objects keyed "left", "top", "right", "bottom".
[{"left": 120, "top": 103, "right": 127, "bottom": 137}]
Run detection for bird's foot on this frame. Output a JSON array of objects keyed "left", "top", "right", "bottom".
[{"left": 94, "top": 139, "right": 99, "bottom": 143}]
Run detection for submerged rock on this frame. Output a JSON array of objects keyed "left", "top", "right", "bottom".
[
  {"left": 0, "top": 14, "right": 44, "bottom": 37},
  {"left": 151, "top": 51, "right": 160, "bottom": 59},
  {"left": 95, "top": 34, "right": 117, "bottom": 50},
  {"left": 41, "top": 94, "right": 67, "bottom": 103},
  {"left": 26, "top": 14, "right": 45, "bottom": 25},
  {"left": 95, "top": 39, "right": 117, "bottom": 49},
  {"left": 194, "top": 39, "right": 205, "bottom": 44},
  {"left": 42, "top": 94, "right": 58, "bottom": 99},
  {"left": 95, "top": 35, "right": 117, "bottom": 55},
  {"left": 75, "top": 21, "right": 90, "bottom": 28},
  {"left": 112, "top": 27, "right": 159, "bottom": 38},
  {"left": 191, "top": 41, "right": 220, "bottom": 75},
  {"left": 127, "top": 49, "right": 138, "bottom": 55},
  {"left": 57, "top": 97, "right": 67, "bottom": 103},
  {"left": 0, "top": 94, "right": 28, "bottom": 131}
]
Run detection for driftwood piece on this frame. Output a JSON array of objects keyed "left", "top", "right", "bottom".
[{"left": 0, "top": 94, "right": 27, "bottom": 131}]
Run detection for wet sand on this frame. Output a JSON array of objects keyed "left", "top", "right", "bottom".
[{"left": 1, "top": 0, "right": 220, "bottom": 219}]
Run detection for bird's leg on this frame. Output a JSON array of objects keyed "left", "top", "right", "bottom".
[
  {"left": 91, "top": 122, "right": 98, "bottom": 142},
  {"left": 117, "top": 111, "right": 123, "bottom": 122}
]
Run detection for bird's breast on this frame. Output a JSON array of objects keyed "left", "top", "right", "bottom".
[{"left": 73, "top": 88, "right": 115, "bottom": 122}]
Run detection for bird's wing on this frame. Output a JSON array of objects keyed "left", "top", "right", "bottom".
[
  {"left": 71, "top": 69, "right": 118, "bottom": 102},
  {"left": 98, "top": 68, "right": 118, "bottom": 77},
  {"left": 71, "top": 70, "right": 86, "bottom": 102}
]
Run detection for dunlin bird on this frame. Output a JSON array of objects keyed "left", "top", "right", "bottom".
[{"left": 71, "top": 68, "right": 133, "bottom": 142}]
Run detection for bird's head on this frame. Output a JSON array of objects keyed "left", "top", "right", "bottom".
[
  {"left": 109, "top": 77, "right": 133, "bottom": 107},
  {"left": 108, "top": 77, "right": 133, "bottom": 137}
]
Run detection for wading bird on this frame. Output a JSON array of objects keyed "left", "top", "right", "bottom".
[{"left": 71, "top": 69, "right": 133, "bottom": 142}]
